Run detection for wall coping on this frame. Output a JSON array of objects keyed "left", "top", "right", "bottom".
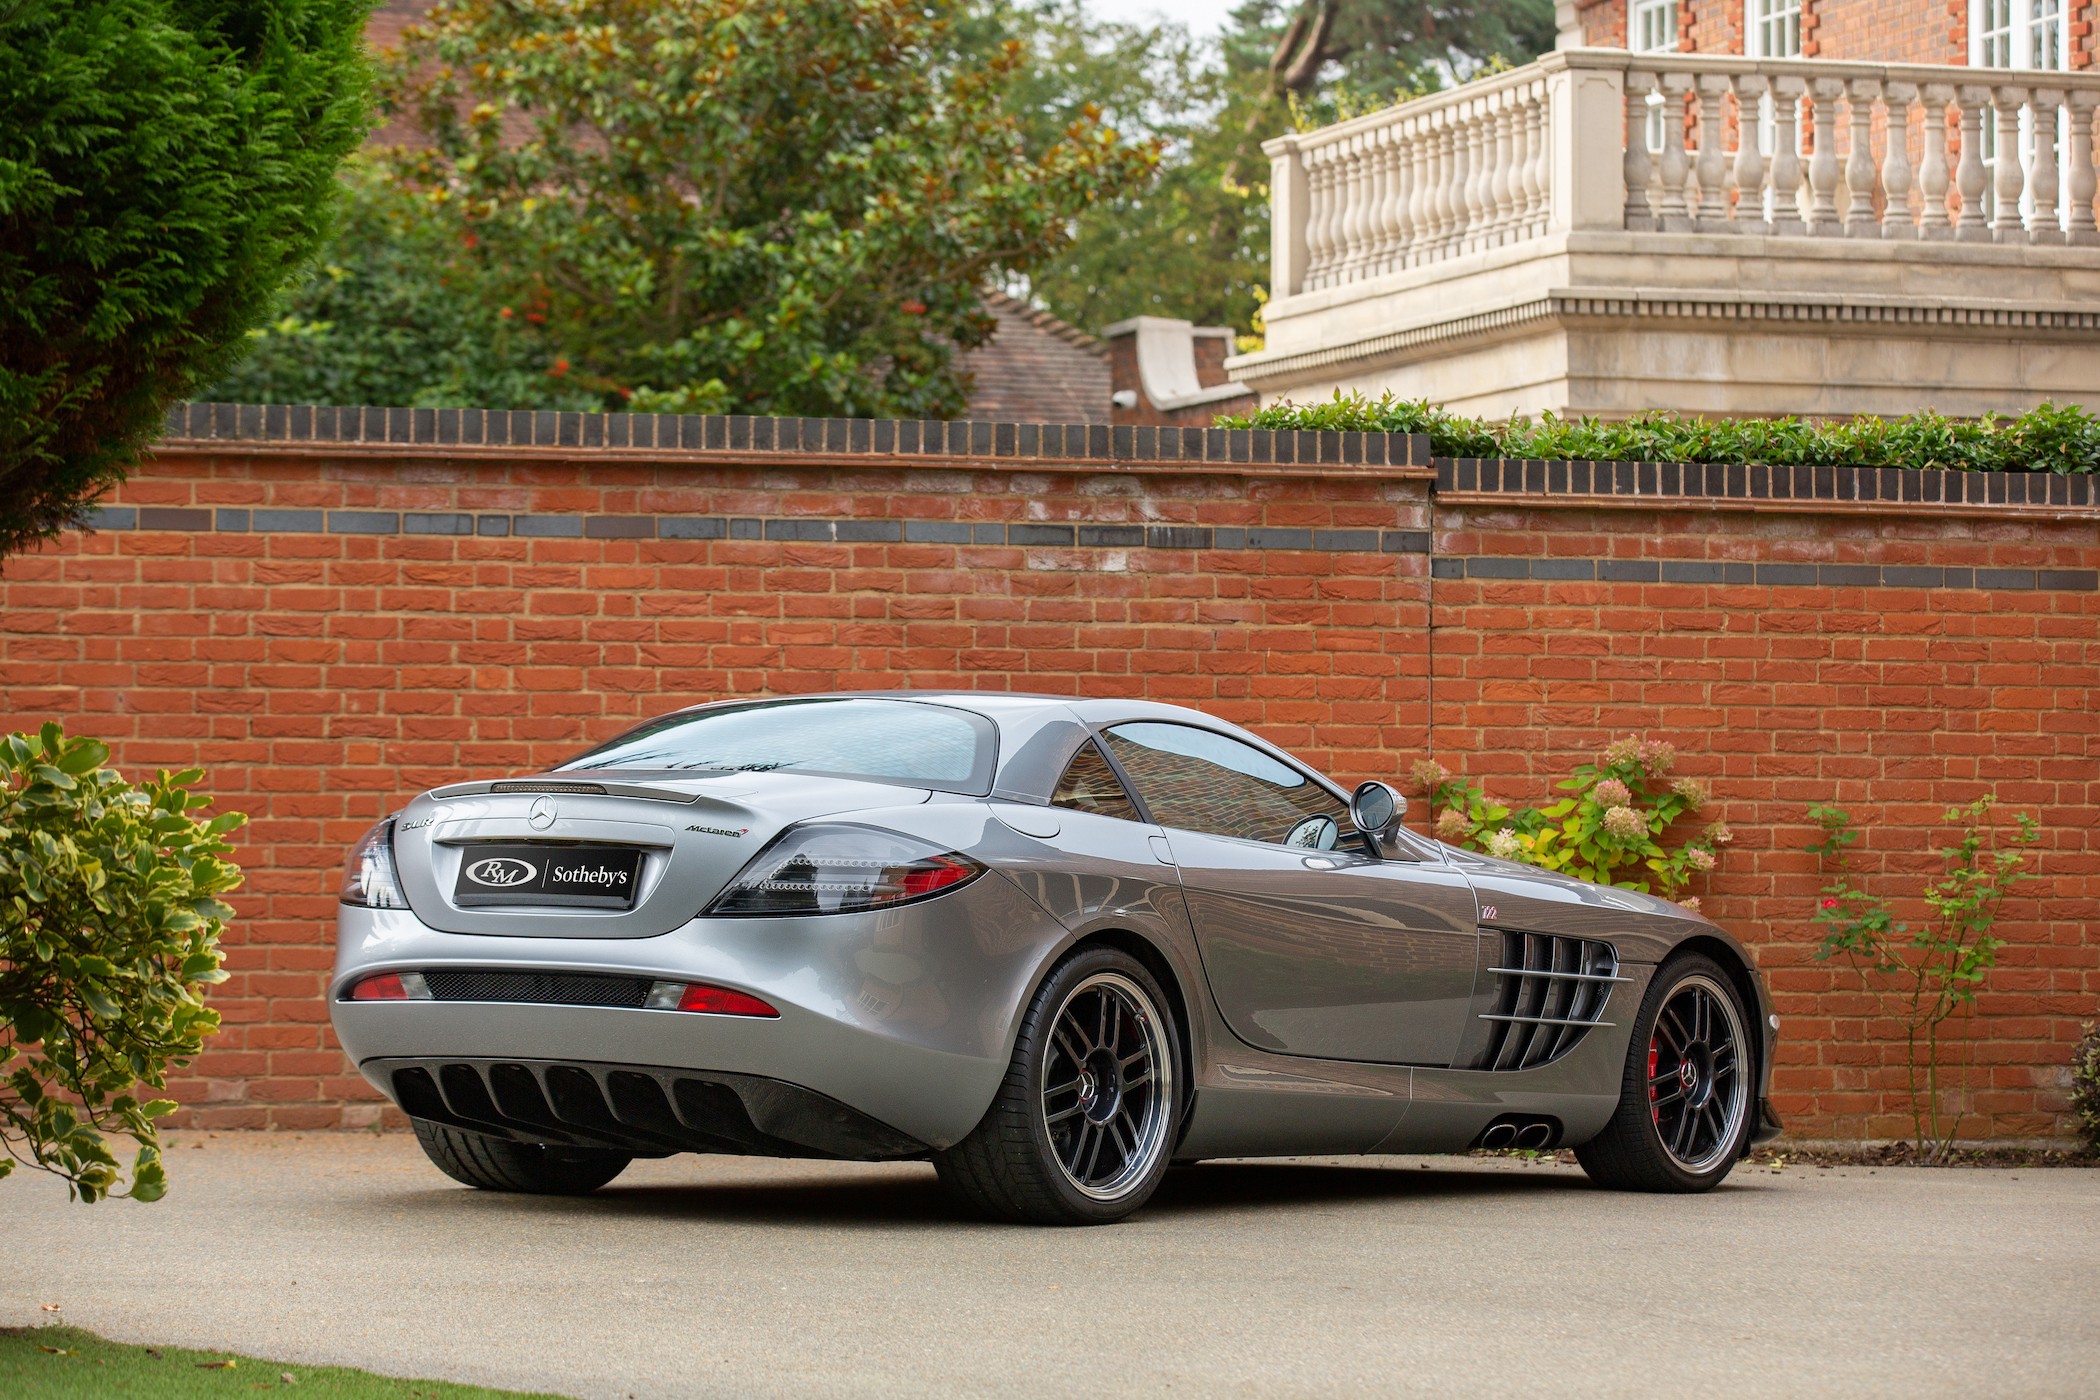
[{"left": 154, "top": 402, "right": 2100, "bottom": 523}]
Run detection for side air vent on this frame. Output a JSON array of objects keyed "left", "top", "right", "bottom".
[
  {"left": 422, "top": 969, "right": 652, "bottom": 1008},
  {"left": 1480, "top": 931, "right": 1629, "bottom": 1072}
]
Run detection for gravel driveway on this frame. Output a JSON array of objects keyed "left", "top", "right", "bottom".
[{"left": 2, "top": 1132, "right": 2092, "bottom": 1398}]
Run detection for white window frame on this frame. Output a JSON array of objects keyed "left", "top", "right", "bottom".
[
  {"left": 1629, "top": 0, "right": 1677, "bottom": 154},
  {"left": 1746, "top": 0, "right": 1803, "bottom": 60},
  {"left": 1970, "top": 0, "right": 2072, "bottom": 225}
]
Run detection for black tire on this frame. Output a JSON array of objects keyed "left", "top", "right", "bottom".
[
  {"left": 410, "top": 1117, "right": 631, "bottom": 1195},
  {"left": 1576, "top": 953, "right": 1755, "bottom": 1193},
  {"left": 935, "top": 946, "right": 1183, "bottom": 1225}
]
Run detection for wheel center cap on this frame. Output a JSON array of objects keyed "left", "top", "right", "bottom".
[
  {"left": 1077, "top": 1070, "right": 1098, "bottom": 1107},
  {"left": 1679, "top": 1061, "right": 1698, "bottom": 1093}
]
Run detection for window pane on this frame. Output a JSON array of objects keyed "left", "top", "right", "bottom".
[
  {"left": 1104, "top": 722, "right": 1348, "bottom": 846},
  {"left": 562, "top": 698, "right": 994, "bottom": 790},
  {"left": 1051, "top": 742, "right": 1140, "bottom": 822}
]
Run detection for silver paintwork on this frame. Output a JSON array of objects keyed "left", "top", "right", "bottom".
[{"left": 331, "top": 691, "right": 1780, "bottom": 1164}]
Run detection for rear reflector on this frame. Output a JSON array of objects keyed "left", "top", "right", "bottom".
[
  {"left": 346, "top": 971, "right": 431, "bottom": 1002},
  {"left": 644, "top": 979, "right": 779, "bottom": 1018}
]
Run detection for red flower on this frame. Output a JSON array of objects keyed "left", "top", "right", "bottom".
[
  {"left": 1821, "top": 897, "right": 1839, "bottom": 909},
  {"left": 499, "top": 306, "right": 514, "bottom": 320},
  {"left": 548, "top": 358, "right": 570, "bottom": 376},
  {"left": 901, "top": 298, "right": 927, "bottom": 315}
]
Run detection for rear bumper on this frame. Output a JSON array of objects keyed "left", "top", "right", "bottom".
[
  {"left": 375, "top": 1056, "right": 927, "bottom": 1160},
  {"left": 331, "top": 871, "right": 1069, "bottom": 1150}
]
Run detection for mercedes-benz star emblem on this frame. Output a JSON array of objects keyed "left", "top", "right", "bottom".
[{"left": 527, "top": 795, "right": 559, "bottom": 829}]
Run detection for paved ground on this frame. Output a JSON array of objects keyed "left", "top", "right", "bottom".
[{"left": 1, "top": 1133, "right": 2094, "bottom": 1398}]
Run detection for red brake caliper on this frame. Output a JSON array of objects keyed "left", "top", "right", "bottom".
[{"left": 1647, "top": 1039, "right": 1662, "bottom": 1126}]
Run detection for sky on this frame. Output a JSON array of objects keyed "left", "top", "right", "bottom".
[{"left": 1129, "top": 0, "right": 1235, "bottom": 39}]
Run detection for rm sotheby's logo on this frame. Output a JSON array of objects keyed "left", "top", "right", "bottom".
[{"left": 465, "top": 856, "right": 538, "bottom": 887}]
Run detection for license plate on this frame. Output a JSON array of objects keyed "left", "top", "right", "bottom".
[{"left": 452, "top": 844, "right": 644, "bottom": 909}]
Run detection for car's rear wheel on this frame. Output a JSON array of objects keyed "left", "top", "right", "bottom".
[
  {"left": 410, "top": 1117, "right": 631, "bottom": 1195},
  {"left": 935, "top": 946, "right": 1181, "bottom": 1225},
  {"left": 1576, "top": 953, "right": 1753, "bottom": 1192}
]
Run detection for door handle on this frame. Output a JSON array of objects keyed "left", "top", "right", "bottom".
[{"left": 1148, "top": 835, "right": 1176, "bottom": 866}]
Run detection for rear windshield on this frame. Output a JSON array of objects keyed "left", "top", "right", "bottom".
[{"left": 559, "top": 698, "right": 996, "bottom": 794}]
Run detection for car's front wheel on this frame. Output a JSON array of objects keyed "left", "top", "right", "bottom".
[
  {"left": 410, "top": 1117, "right": 631, "bottom": 1195},
  {"left": 935, "top": 946, "right": 1182, "bottom": 1225},
  {"left": 1576, "top": 953, "right": 1754, "bottom": 1192}
]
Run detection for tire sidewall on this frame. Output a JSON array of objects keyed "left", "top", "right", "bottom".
[
  {"left": 1632, "top": 954, "right": 1755, "bottom": 1189},
  {"left": 1022, "top": 946, "right": 1184, "bottom": 1223}
]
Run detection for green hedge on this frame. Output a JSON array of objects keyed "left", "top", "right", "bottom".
[{"left": 1217, "top": 392, "right": 2100, "bottom": 474}]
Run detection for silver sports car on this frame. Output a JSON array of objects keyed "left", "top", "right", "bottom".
[{"left": 333, "top": 692, "right": 1781, "bottom": 1223}]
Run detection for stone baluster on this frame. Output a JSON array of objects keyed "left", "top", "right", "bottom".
[
  {"left": 1842, "top": 77, "right": 1880, "bottom": 236},
  {"left": 1731, "top": 73, "right": 1768, "bottom": 234},
  {"left": 1881, "top": 82, "right": 1917, "bottom": 237},
  {"left": 1623, "top": 70, "right": 1657, "bottom": 231},
  {"left": 1955, "top": 85, "right": 1991, "bottom": 240},
  {"left": 1300, "top": 150, "right": 1328, "bottom": 287},
  {"left": 1462, "top": 101, "right": 1490, "bottom": 251},
  {"left": 1378, "top": 124, "right": 1410, "bottom": 274},
  {"left": 2069, "top": 92, "right": 2100, "bottom": 246},
  {"left": 1526, "top": 81, "right": 1551, "bottom": 236},
  {"left": 1991, "top": 84, "right": 2027, "bottom": 239},
  {"left": 1769, "top": 75, "right": 1806, "bottom": 234},
  {"left": 1438, "top": 107, "right": 1462, "bottom": 255},
  {"left": 1428, "top": 114, "right": 1455, "bottom": 258},
  {"left": 1351, "top": 135, "right": 1378, "bottom": 275},
  {"left": 1317, "top": 147, "right": 1348, "bottom": 283},
  {"left": 1694, "top": 75, "right": 1730, "bottom": 229},
  {"left": 1489, "top": 94, "right": 1517, "bottom": 242},
  {"left": 2028, "top": 89, "right": 2064, "bottom": 244},
  {"left": 1805, "top": 77, "right": 1844, "bottom": 235},
  {"left": 1334, "top": 136, "right": 1365, "bottom": 280},
  {"left": 1407, "top": 118, "right": 1434, "bottom": 265},
  {"left": 1917, "top": 84, "right": 1954, "bottom": 239},
  {"left": 1510, "top": 86, "right": 1539, "bottom": 239},
  {"left": 1655, "top": 73, "right": 1693, "bottom": 230}
]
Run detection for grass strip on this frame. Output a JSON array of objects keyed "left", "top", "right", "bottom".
[{"left": 0, "top": 1326, "right": 570, "bottom": 1399}]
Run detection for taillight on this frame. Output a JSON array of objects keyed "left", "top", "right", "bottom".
[
  {"left": 704, "top": 824, "right": 985, "bottom": 917},
  {"left": 644, "top": 980, "right": 780, "bottom": 1017},
  {"left": 340, "top": 818, "right": 407, "bottom": 908},
  {"left": 344, "top": 971, "right": 430, "bottom": 1001}
]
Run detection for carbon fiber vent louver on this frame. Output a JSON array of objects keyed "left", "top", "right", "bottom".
[{"left": 1480, "top": 931, "right": 1629, "bottom": 1071}]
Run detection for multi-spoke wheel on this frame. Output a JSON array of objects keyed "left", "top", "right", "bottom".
[
  {"left": 935, "top": 947, "right": 1181, "bottom": 1225},
  {"left": 1576, "top": 954, "right": 1754, "bottom": 1192}
]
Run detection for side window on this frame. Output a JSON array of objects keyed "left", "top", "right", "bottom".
[
  {"left": 1050, "top": 740, "right": 1141, "bottom": 823},
  {"left": 1102, "top": 722, "right": 1352, "bottom": 848}
]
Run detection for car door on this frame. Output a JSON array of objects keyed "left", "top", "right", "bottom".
[{"left": 1100, "top": 721, "right": 1480, "bottom": 1067}]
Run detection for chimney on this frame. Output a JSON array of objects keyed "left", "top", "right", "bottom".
[{"left": 1104, "top": 317, "right": 1257, "bottom": 427}]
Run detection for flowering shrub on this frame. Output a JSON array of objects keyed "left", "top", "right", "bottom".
[
  {"left": 2072, "top": 1021, "right": 2100, "bottom": 1155},
  {"left": 1410, "top": 738, "right": 1729, "bottom": 908},
  {"left": 0, "top": 725, "right": 242, "bottom": 1200},
  {"left": 1810, "top": 798, "right": 2039, "bottom": 1157}
]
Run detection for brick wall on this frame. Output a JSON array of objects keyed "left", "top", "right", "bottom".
[
  {"left": 3, "top": 404, "right": 2095, "bottom": 1143},
  {"left": 1598, "top": 0, "right": 2100, "bottom": 63}
]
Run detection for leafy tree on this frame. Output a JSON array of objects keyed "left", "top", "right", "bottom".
[
  {"left": 329, "top": 0, "right": 1157, "bottom": 418},
  {"left": 0, "top": 0, "right": 371, "bottom": 559}
]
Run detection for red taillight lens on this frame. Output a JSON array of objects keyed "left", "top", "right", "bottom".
[
  {"left": 898, "top": 857, "right": 978, "bottom": 899},
  {"left": 674, "top": 983, "right": 780, "bottom": 1018},
  {"left": 705, "top": 824, "right": 986, "bottom": 917},
  {"left": 350, "top": 973, "right": 408, "bottom": 1001}
]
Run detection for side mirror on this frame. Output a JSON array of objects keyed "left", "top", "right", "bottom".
[{"left": 1350, "top": 780, "right": 1410, "bottom": 859}]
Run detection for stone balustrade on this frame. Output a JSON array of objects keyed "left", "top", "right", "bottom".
[{"left": 1266, "top": 49, "right": 2100, "bottom": 297}]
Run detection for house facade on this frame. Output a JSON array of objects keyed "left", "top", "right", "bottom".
[{"left": 1228, "top": 3, "right": 2100, "bottom": 420}]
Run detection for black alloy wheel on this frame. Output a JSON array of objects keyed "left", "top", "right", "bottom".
[
  {"left": 935, "top": 946, "right": 1182, "bottom": 1225},
  {"left": 1575, "top": 953, "right": 1753, "bottom": 1193}
]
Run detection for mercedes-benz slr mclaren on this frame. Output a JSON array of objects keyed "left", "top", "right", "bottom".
[{"left": 333, "top": 693, "right": 1781, "bottom": 1224}]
